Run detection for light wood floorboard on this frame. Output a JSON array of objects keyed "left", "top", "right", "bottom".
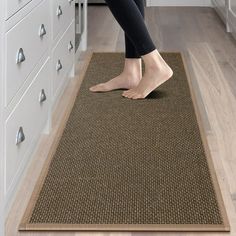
[{"left": 5, "top": 5, "right": 236, "bottom": 235}]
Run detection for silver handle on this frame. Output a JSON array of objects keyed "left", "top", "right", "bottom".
[
  {"left": 68, "top": 41, "right": 74, "bottom": 52},
  {"left": 16, "top": 48, "right": 25, "bottom": 64},
  {"left": 39, "top": 89, "right": 47, "bottom": 103},
  {"left": 56, "top": 6, "right": 63, "bottom": 16},
  {"left": 16, "top": 127, "right": 25, "bottom": 145},
  {"left": 56, "top": 60, "right": 63, "bottom": 71},
  {"left": 39, "top": 24, "right": 47, "bottom": 37}
]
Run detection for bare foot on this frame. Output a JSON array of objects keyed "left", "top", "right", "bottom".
[
  {"left": 122, "top": 50, "right": 173, "bottom": 99},
  {"left": 89, "top": 72, "right": 141, "bottom": 92},
  {"left": 89, "top": 58, "right": 142, "bottom": 92},
  {"left": 122, "top": 66, "right": 173, "bottom": 99}
]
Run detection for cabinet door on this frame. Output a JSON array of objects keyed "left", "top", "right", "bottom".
[{"left": 5, "top": 0, "right": 50, "bottom": 106}]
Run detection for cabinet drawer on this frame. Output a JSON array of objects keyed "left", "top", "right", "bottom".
[
  {"left": 6, "top": 0, "right": 32, "bottom": 19},
  {"left": 52, "top": 21, "right": 75, "bottom": 96},
  {"left": 5, "top": 0, "right": 50, "bottom": 106},
  {"left": 52, "top": 0, "right": 74, "bottom": 40},
  {"left": 5, "top": 58, "right": 50, "bottom": 192}
]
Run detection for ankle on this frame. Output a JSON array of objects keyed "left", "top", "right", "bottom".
[
  {"left": 123, "top": 70, "right": 142, "bottom": 79},
  {"left": 142, "top": 49, "right": 167, "bottom": 71},
  {"left": 123, "top": 58, "right": 142, "bottom": 75}
]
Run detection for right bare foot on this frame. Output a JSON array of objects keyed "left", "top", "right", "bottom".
[
  {"left": 122, "top": 49, "right": 173, "bottom": 99},
  {"left": 89, "top": 58, "right": 142, "bottom": 92}
]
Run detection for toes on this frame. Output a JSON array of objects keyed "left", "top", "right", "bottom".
[
  {"left": 122, "top": 88, "right": 146, "bottom": 99},
  {"left": 127, "top": 92, "right": 136, "bottom": 99},
  {"left": 122, "top": 91, "right": 135, "bottom": 98},
  {"left": 122, "top": 89, "right": 132, "bottom": 96},
  {"left": 122, "top": 90, "right": 140, "bottom": 99},
  {"left": 121, "top": 91, "right": 128, "bottom": 97},
  {"left": 130, "top": 92, "right": 145, "bottom": 99},
  {"left": 122, "top": 93, "right": 131, "bottom": 98},
  {"left": 122, "top": 89, "right": 135, "bottom": 97},
  {"left": 129, "top": 92, "right": 139, "bottom": 99}
]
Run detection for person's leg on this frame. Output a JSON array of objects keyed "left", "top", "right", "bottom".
[
  {"left": 125, "top": 0, "right": 145, "bottom": 59},
  {"left": 125, "top": 34, "right": 140, "bottom": 59},
  {"left": 102, "top": 0, "right": 173, "bottom": 99},
  {"left": 104, "top": 0, "right": 157, "bottom": 56},
  {"left": 89, "top": 0, "right": 145, "bottom": 93},
  {"left": 91, "top": 0, "right": 173, "bottom": 98}
]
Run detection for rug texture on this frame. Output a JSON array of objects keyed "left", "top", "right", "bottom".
[{"left": 19, "top": 52, "right": 230, "bottom": 232}]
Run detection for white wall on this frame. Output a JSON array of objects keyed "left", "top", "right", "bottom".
[{"left": 146, "top": 0, "right": 212, "bottom": 7}]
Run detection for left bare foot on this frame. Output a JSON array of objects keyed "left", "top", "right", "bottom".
[
  {"left": 122, "top": 63, "right": 173, "bottom": 99},
  {"left": 89, "top": 58, "right": 142, "bottom": 93}
]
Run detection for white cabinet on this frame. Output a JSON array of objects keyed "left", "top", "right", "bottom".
[
  {"left": 0, "top": 0, "right": 4, "bottom": 235},
  {"left": 52, "top": 0, "right": 74, "bottom": 41},
  {"left": 5, "top": 58, "right": 50, "bottom": 193},
  {"left": 6, "top": 0, "right": 32, "bottom": 19},
  {"left": 212, "top": 0, "right": 236, "bottom": 39},
  {"left": 0, "top": 0, "right": 87, "bottom": 234},
  {"left": 5, "top": 0, "right": 50, "bottom": 106},
  {"left": 212, "top": 0, "right": 230, "bottom": 31},
  {"left": 52, "top": 21, "right": 75, "bottom": 98},
  {"left": 75, "top": 0, "right": 88, "bottom": 54}
]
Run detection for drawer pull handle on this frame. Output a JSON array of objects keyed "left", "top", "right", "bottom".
[
  {"left": 16, "top": 48, "right": 25, "bottom": 64},
  {"left": 68, "top": 41, "right": 74, "bottom": 51},
  {"left": 56, "top": 60, "right": 63, "bottom": 71},
  {"left": 39, "top": 24, "right": 47, "bottom": 37},
  {"left": 16, "top": 127, "right": 25, "bottom": 145},
  {"left": 39, "top": 89, "right": 47, "bottom": 103},
  {"left": 56, "top": 6, "right": 63, "bottom": 17},
  {"left": 68, "top": 0, "right": 74, "bottom": 3}
]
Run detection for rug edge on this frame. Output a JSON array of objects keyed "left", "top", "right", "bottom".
[
  {"left": 18, "top": 51, "right": 95, "bottom": 230},
  {"left": 18, "top": 223, "right": 230, "bottom": 232},
  {"left": 181, "top": 52, "right": 231, "bottom": 232},
  {"left": 18, "top": 51, "right": 231, "bottom": 232}
]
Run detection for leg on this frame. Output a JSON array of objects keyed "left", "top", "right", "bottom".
[
  {"left": 91, "top": 0, "right": 173, "bottom": 98},
  {"left": 101, "top": 0, "right": 173, "bottom": 99},
  {"left": 89, "top": 0, "right": 145, "bottom": 92},
  {"left": 125, "top": 0, "right": 145, "bottom": 59},
  {"left": 125, "top": 34, "right": 140, "bottom": 58},
  {"left": 104, "top": 0, "right": 156, "bottom": 56}
]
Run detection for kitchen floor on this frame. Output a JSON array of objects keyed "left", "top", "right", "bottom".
[{"left": 6, "top": 5, "right": 236, "bottom": 235}]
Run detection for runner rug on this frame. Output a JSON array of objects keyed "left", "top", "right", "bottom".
[{"left": 19, "top": 52, "right": 230, "bottom": 232}]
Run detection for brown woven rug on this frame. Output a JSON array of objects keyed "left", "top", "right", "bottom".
[{"left": 19, "top": 52, "right": 230, "bottom": 232}]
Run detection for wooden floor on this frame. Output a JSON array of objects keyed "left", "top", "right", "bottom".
[{"left": 6, "top": 5, "right": 236, "bottom": 236}]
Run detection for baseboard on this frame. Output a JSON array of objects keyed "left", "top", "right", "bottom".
[{"left": 146, "top": 0, "right": 212, "bottom": 7}]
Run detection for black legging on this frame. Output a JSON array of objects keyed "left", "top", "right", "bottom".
[{"left": 104, "top": 0, "right": 156, "bottom": 58}]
